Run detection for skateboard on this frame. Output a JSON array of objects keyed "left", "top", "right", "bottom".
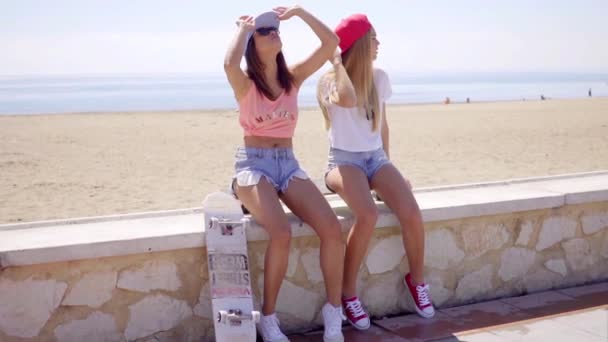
[{"left": 203, "top": 192, "right": 260, "bottom": 342}]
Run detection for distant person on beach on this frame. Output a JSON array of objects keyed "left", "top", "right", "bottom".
[
  {"left": 589, "top": 88, "right": 592, "bottom": 97},
  {"left": 224, "top": 6, "right": 345, "bottom": 341},
  {"left": 541, "top": 94, "right": 546, "bottom": 100},
  {"left": 466, "top": 97, "right": 470, "bottom": 103},
  {"left": 316, "top": 13, "right": 435, "bottom": 330},
  {"left": 444, "top": 97, "right": 450, "bottom": 104}
]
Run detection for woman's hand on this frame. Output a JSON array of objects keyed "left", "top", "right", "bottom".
[
  {"left": 273, "top": 5, "right": 303, "bottom": 21},
  {"left": 236, "top": 15, "right": 255, "bottom": 31},
  {"left": 331, "top": 49, "right": 342, "bottom": 66}
]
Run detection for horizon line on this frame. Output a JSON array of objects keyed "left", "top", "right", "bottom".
[{"left": 2, "top": 69, "right": 608, "bottom": 79}]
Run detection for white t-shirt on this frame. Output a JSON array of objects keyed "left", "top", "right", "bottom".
[{"left": 321, "top": 68, "right": 392, "bottom": 152}]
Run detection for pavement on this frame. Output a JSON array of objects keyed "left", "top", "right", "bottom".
[{"left": 286, "top": 281, "right": 608, "bottom": 341}]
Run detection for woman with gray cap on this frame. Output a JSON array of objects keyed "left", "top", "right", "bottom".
[{"left": 224, "top": 6, "right": 345, "bottom": 342}]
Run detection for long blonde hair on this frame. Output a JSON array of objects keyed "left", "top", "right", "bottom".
[{"left": 317, "top": 30, "right": 379, "bottom": 131}]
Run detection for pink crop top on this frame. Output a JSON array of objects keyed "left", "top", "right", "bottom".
[{"left": 238, "top": 84, "right": 299, "bottom": 138}]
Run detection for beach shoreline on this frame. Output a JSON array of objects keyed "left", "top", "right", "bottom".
[
  {"left": 2, "top": 95, "right": 607, "bottom": 117},
  {"left": 1, "top": 97, "right": 607, "bottom": 224}
]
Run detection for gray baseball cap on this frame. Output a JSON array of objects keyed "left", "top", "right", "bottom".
[{"left": 246, "top": 11, "right": 280, "bottom": 45}]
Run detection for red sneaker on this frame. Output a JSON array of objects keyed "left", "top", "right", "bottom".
[
  {"left": 404, "top": 273, "right": 435, "bottom": 318},
  {"left": 341, "top": 296, "right": 370, "bottom": 330}
]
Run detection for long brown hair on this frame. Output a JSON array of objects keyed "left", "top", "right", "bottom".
[
  {"left": 317, "top": 30, "right": 379, "bottom": 131},
  {"left": 245, "top": 38, "right": 294, "bottom": 99}
]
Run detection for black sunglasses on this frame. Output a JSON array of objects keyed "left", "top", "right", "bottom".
[{"left": 256, "top": 27, "right": 279, "bottom": 36}]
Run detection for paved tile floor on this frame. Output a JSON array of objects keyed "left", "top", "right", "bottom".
[{"left": 286, "top": 282, "right": 608, "bottom": 341}]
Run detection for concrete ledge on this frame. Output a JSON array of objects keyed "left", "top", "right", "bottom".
[
  {"left": 0, "top": 214, "right": 205, "bottom": 267},
  {"left": 1, "top": 171, "right": 607, "bottom": 267},
  {"left": 523, "top": 174, "right": 608, "bottom": 204}
]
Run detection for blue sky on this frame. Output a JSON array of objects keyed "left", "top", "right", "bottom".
[{"left": 2, "top": 0, "right": 607, "bottom": 75}]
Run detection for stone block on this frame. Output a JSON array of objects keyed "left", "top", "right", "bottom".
[
  {"left": 62, "top": 271, "right": 117, "bottom": 308},
  {"left": 301, "top": 248, "right": 324, "bottom": 284},
  {"left": 424, "top": 228, "right": 464, "bottom": 270},
  {"left": 0, "top": 278, "right": 67, "bottom": 338},
  {"left": 516, "top": 221, "right": 534, "bottom": 246},
  {"left": 581, "top": 213, "right": 608, "bottom": 235},
  {"left": 54, "top": 312, "right": 122, "bottom": 342},
  {"left": 462, "top": 223, "right": 510, "bottom": 259},
  {"left": 544, "top": 259, "right": 568, "bottom": 277},
  {"left": 562, "top": 238, "right": 596, "bottom": 272},
  {"left": 499, "top": 248, "right": 536, "bottom": 281},
  {"left": 365, "top": 235, "right": 405, "bottom": 274},
  {"left": 536, "top": 217, "right": 577, "bottom": 251},
  {"left": 455, "top": 265, "right": 494, "bottom": 302},
  {"left": 124, "top": 295, "right": 192, "bottom": 341},
  {"left": 117, "top": 260, "right": 181, "bottom": 293}
]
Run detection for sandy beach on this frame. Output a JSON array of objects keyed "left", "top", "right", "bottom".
[{"left": 1, "top": 97, "right": 607, "bottom": 224}]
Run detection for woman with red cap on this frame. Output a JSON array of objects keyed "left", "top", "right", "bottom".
[
  {"left": 317, "top": 14, "right": 435, "bottom": 330},
  {"left": 225, "top": 6, "right": 345, "bottom": 342}
]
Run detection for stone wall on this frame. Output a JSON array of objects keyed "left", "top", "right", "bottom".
[
  {"left": 1, "top": 202, "right": 606, "bottom": 341},
  {"left": 2, "top": 172, "right": 608, "bottom": 341},
  {"left": 0, "top": 249, "right": 209, "bottom": 341},
  {"left": 246, "top": 202, "right": 608, "bottom": 332}
]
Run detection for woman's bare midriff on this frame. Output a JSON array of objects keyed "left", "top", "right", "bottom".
[{"left": 244, "top": 136, "right": 293, "bottom": 148}]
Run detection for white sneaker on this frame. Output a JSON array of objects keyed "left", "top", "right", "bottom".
[
  {"left": 321, "top": 303, "right": 345, "bottom": 342},
  {"left": 258, "top": 313, "right": 289, "bottom": 342}
]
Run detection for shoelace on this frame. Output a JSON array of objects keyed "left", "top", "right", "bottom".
[
  {"left": 345, "top": 299, "right": 366, "bottom": 318},
  {"left": 325, "top": 306, "right": 346, "bottom": 335},
  {"left": 416, "top": 284, "right": 431, "bottom": 306}
]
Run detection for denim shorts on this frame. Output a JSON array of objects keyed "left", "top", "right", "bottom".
[
  {"left": 231, "top": 147, "right": 308, "bottom": 195},
  {"left": 326, "top": 147, "right": 391, "bottom": 190}
]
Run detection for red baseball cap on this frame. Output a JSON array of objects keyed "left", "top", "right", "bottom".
[{"left": 335, "top": 14, "right": 372, "bottom": 53}]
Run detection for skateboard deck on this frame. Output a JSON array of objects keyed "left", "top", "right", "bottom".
[{"left": 203, "top": 192, "right": 260, "bottom": 342}]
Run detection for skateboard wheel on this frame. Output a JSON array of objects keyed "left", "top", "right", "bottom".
[
  {"left": 209, "top": 217, "right": 219, "bottom": 229},
  {"left": 217, "top": 310, "right": 228, "bottom": 324},
  {"left": 252, "top": 311, "right": 261, "bottom": 323}
]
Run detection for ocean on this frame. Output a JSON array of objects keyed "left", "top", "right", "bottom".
[{"left": 1, "top": 72, "right": 607, "bottom": 115}]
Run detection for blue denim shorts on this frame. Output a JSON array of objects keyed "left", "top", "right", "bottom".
[
  {"left": 326, "top": 147, "right": 391, "bottom": 190},
  {"left": 231, "top": 147, "right": 308, "bottom": 195}
]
